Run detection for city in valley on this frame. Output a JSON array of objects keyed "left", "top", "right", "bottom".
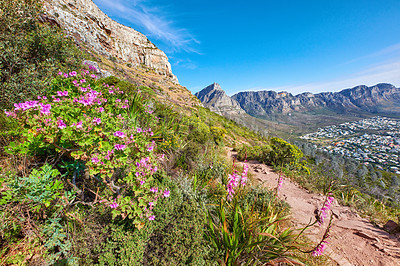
[{"left": 301, "top": 117, "right": 400, "bottom": 173}]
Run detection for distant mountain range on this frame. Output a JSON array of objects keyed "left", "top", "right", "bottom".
[{"left": 195, "top": 83, "right": 400, "bottom": 134}]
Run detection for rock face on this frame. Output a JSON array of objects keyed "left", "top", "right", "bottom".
[
  {"left": 43, "top": 0, "right": 178, "bottom": 83},
  {"left": 195, "top": 83, "right": 246, "bottom": 116},
  {"left": 232, "top": 83, "right": 400, "bottom": 117}
]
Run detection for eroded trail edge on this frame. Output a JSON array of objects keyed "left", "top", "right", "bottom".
[{"left": 228, "top": 148, "right": 400, "bottom": 266}]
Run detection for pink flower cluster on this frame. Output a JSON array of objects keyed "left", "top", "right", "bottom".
[
  {"left": 312, "top": 240, "right": 328, "bottom": 256},
  {"left": 135, "top": 157, "right": 158, "bottom": 185},
  {"left": 74, "top": 89, "right": 105, "bottom": 106},
  {"left": 114, "top": 131, "right": 126, "bottom": 138},
  {"left": 227, "top": 163, "right": 249, "bottom": 201},
  {"left": 319, "top": 195, "right": 334, "bottom": 225},
  {"left": 103, "top": 84, "right": 124, "bottom": 95},
  {"left": 57, "top": 91, "right": 69, "bottom": 97},
  {"left": 110, "top": 199, "right": 119, "bottom": 209},
  {"left": 277, "top": 175, "right": 284, "bottom": 193}
]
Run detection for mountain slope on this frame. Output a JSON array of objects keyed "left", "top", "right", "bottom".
[
  {"left": 195, "top": 83, "right": 246, "bottom": 116},
  {"left": 195, "top": 83, "right": 400, "bottom": 133},
  {"left": 232, "top": 83, "right": 400, "bottom": 116}
]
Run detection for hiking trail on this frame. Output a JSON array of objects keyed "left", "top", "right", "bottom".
[{"left": 227, "top": 148, "right": 400, "bottom": 266}]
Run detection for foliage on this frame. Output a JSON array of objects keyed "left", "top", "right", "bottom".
[
  {"left": 206, "top": 197, "right": 297, "bottom": 265},
  {"left": 237, "top": 138, "right": 308, "bottom": 173},
  {"left": 97, "top": 177, "right": 213, "bottom": 265},
  {"left": 4, "top": 71, "right": 169, "bottom": 226},
  {"left": 236, "top": 145, "right": 270, "bottom": 162},
  {"left": 210, "top": 126, "right": 227, "bottom": 145},
  {"left": 1, "top": 164, "right": 68, "bottom": 212},
  {"left": 269, "top": 137, "right": 304, "bottom": 168},
  {"left": 0, "top": 0, "right": 87, "bottom": 108},
  {"left": 185, "top": 116, "right": 211, "bottom": 144}
]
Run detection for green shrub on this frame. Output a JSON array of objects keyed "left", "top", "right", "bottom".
[
  {"left": 185, "top": 116, "right": 211, "bottom": 144},
  {"left": 210, "top": 126, "right": 227, "bottom": 145},
  {"left": 97, "top": 178, "right": 214, "bottom": 265},
  {"left": 0, "top": 0, "right": 86, "bottom": 108}
]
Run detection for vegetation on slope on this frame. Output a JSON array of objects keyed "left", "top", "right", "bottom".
[
  {"left": 237, "top": 141, "right": 400, "bottom": 225},
  {"left": 0, "top": 1, "right": 345, "bottom": 265}
]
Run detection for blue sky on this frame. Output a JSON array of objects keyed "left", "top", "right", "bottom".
[{"left": 93, "top": 0, "right": 400, "bottom": 95}]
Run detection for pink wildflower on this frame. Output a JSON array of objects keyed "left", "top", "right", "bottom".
[
  {"left": 39, "top": 103, "right": 51, "bottom": 115},
  {"left": 163, "top": 189, "right": 170, "bottom": 198},
  {"left": 92, "top": 117, "right": 101, "bottom": 125},
  {"left": 137, "top": 128, "right": 142, "bottom": 133},
  {"left": 312, "top": 240, "right": 328, "bottom": 256},
  {"left": 110, "top": 200, "right": 119, "bottom": 209},
  {"left": 57, "top": 119, "right": 66, "bottom": 129},
  {"left": 91, "top": 157, "right": 100, "bottom": 164},
  {"left": 277, "top": 175, "right": 283, "bottom": 193},
  {"left": 114, "top": 144, "right": 126, "bottom": 150},
  {"left": 148, "top": 215, "right": 155, "bottom": 221},
  {"left": 319, "top": 195, "right": 334, "bottom": 225},
  {"left": 76, "top": 121, "right": 83, "bottom": 129},
  {"left": 150, "top": 187, "right": 158, "bottom": 193},
  {"left": 114, "top": 131, "right": 126, "bottom": 138}
]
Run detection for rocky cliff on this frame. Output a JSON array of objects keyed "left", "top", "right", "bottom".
[
  {"left": 195, "top": 83, "right": 246, "bottom": 116},
  {"left": 196, "top": 83, "right": 400, "bottom": 133},
  {"left": 43, "top": 0, "right": 178, "bottom": 83},
  {"left": 232, "top": 83, "right": 400, "bottom": 116}
]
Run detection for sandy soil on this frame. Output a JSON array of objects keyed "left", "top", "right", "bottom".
[{"left": 228, "top": 148, "right": 400, "bottom": 266}]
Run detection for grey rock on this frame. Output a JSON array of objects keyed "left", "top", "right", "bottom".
[
  {"left": 44, "top": 0, "right": 178, "bottom": 83},
  {"left": 232, "top": 83, "right": 400, "bottom": 117},
  {"left": 83, "top": 60, "right": 112, "bottom": 78}
]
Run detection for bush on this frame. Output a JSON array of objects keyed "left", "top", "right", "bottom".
[
  {"left": 185, "top": 116, "right": 211, "bottom": 144},
  {"left": 0, "top": 0, "right": 87, "bottom": 108},
  {"left": 4, "top": 70, "right": 169, "bottom": 227},
  {"left": 210, "top": 126, "right": 227, "bottom": 145},
  {"left": 98, "top": 178, "right": 214, "bottom": 265}
]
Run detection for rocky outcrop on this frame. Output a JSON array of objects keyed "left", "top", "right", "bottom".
[
  {"left": 195, "top": 83, "right": 246, "bottom": 116},
  {"left": 232, "top": 83, "right": 400, "bottom": 117},
  {"left": 43, "top": 0, "right": 178, "bottom": 83}
]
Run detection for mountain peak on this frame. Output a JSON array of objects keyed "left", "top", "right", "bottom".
[{"left": 195, "top": 83, "right": 245, "bottom": 116}]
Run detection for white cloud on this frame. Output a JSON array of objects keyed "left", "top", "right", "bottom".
[
  {"left": 94, "top": 0, "right": 199, "bottom": 53},
  {"left": 238, "top": 49, "right": 400, "bottom": 95},
  {"left": 285, "top": 59, "right": 400, "bottom": 94}
]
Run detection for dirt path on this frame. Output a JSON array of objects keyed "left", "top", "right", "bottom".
[{"left": 227, "top": 148, "right": 400, "bottom": 266}]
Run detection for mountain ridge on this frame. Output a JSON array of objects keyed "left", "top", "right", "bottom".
[
  {"left": 196, "top": 82, "right": 400, "bottom": 133},
  {"left": 231, "top": 83, "right": 400, "bottom": 116}
]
